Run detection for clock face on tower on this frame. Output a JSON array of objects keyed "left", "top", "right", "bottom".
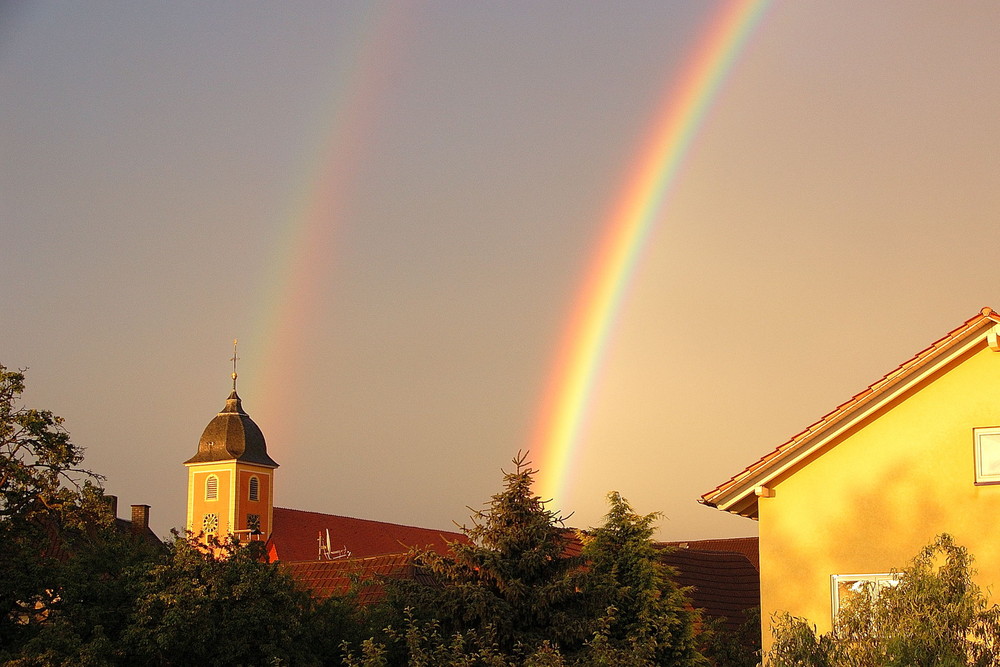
[{"left": 202, "top": 513, "right": 219, "bottom": 535}]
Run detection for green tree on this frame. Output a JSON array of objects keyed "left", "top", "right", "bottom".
[
  {"left": 580, "top": 491, "right": 706, "bottom": 666},
  {"left": 388, "top": 452, "right": 590, "bottom": 658},
  {"left": 0, "top": 365, "right": 101, "bottom": 522},
  {"left": 701, "top": 606, "right": 761, "bottom": 667},
  {"left": 0, "top": 364, "right": 110, "bottom": 656},
  {"left": 121, "top": 534, "right": 333, "bottom": 666},
  {"left": 381, "top": 458, "right": 711, "bottom": 666},
  {"left": 4, "top": 522, "right": 165, "bottom": 666},
  {"left": 769, "top": 534, "right": 1000, "bottom": 667}
]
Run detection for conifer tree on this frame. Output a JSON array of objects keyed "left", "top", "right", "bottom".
[
  {"left": 581, "top": 491, "right": 706, "bottom": 666},
  {"left": 391, "top": 452, "right": 590, "bottom": 655}
]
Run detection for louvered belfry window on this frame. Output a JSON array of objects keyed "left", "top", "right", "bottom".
[
  {"left": 206, "top": 474, "right": 219, "bottom": 500},
  {"left": 249, "top": 476, "right": 260, "bottom": 502}
]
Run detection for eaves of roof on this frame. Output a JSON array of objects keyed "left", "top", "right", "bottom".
[{"left": 701, "top": 307, "right": 1000, "bottom": 519}]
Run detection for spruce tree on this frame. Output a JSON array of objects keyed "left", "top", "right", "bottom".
[
  {"left": 392, "top": 452, "right": 590, "bottom": 655},
  {"left": 581, "top": 491, "right": 706, "bottom": 666}
]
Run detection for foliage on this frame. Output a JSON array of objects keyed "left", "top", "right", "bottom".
[
  {"left": 2, "top": 522, "right": 165, "bottom": 666},
  {"left": 382, "top": 457, "right": 707, "bottom": 665},
  {"left": 0, "top": 365, "right": 113, "bottom": 657},
  {"left": 341, "top": 608, "right": 580, "bottom": 667},
  {"left": 700, "top": 606, "right": 761, "bottom": 667},
  {"left": 0, "top": 365, "right": 102, "bottom": 523},
  {"left": 122, "top": 534, "right": 325, "bottom": 666},
  {"left": 768, "top": 534, "right": 1000, "bottom": 667},
  {"left": 580, "top": 491, "right": 706, "bottom": 666},
  {"left": 389, "top": 452, "right": 590, "bottom": 656}
]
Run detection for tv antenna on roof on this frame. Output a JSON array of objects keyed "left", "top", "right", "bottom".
[{"left": 318, "top": 529, "right": 351, "bottom": 560}]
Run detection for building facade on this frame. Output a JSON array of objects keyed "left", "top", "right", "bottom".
[
  {"left": 184, "top": 385, "right": 278, "bottom": 543},
  {"left": 702, "top": 307, "right": 1000, "bottom": 649}
]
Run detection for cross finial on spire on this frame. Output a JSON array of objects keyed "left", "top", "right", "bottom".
[{"left": 231, "top": 339, "right": 239, "bottom": 391}]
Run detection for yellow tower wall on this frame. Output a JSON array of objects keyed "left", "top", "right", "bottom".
[
  {"left": 186, "top": 462, "right": 275, "bottom": 541},
  {"left": 186, "top": 464, "right": 235, "bottom": 537},
  {"left": 234, "top": 464, "right": 275, "bottom": 538}
]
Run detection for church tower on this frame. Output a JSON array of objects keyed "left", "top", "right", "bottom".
[{"left": 185, "top": 344, "right": 278, "bottom": 543}]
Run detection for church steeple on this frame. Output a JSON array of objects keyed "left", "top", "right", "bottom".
[
  {"left": 185, "top": 343, "right": 277, "bottom": 543},
  {"left": 184, "top": 341, "right": 278, "bottom": 468}
]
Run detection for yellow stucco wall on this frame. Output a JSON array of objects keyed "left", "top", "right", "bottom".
[
  {"left": 235, "top": 465, "right": 274, "bottom": 538},
  {"left": 186, "top": 462, "right": 275, "bottom": 542},
  {"left": 187, "top": 464, "right": 234, "bottom": 536},
  {"left": 759, "top": 340, "right": 1000, "bottom": 647}
]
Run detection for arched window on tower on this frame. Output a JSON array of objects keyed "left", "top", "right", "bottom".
[
  {"left": 249, "top": 476, "right": 260, "bottom": 502},
  {"left": 206, "top": 474, "right": 218, "bottom": 500}
]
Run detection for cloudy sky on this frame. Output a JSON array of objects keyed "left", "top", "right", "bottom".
[{"left": 4, "top": 1, "right": 999, "bottom": 541}]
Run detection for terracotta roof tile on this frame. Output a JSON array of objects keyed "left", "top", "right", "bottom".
[
  {"left": 660, "top": 537, "right": 759, "bottom": 571},
  {"left": 660, "top": 548, "right": 760, "bottom": 633},
  {"left": 266, "top": 507, "right": 468, "bottom": 562},
  {"left": 283, "top": 553, "right": 425, "bottom": 604}
]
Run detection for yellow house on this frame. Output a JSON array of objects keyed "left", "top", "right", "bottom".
[{"left": 702, "top": 307, "right": 1000, "bottom": 649}]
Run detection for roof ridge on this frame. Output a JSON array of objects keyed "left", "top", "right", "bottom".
[
  {"left": 702, "top": 308, "right": 1000, "bottom": 516},
  {"left": 273, "top": 506, "right": 463, "bottom": 533}
]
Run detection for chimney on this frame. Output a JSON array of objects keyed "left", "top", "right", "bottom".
[
  {"left": 103, "top": 495, "right": 119, "bottom": 519},
  {"left": 130, "top": 504, "right": 151, "bottom": 533}
]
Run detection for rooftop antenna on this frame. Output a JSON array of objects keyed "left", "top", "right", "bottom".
[
  {"left": 318, "top": 529, "right": 351, "bottom": 560},
  {"left": 230, "top": 339, "right": 239, "bottom": 391}
]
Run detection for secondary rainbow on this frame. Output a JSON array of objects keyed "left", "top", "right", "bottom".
[
  {"left": 249, "top": 4, "right": 410, "bottom": 453},
  {"left": 532, "top": 0, "right": 772, "bottom": 504}
]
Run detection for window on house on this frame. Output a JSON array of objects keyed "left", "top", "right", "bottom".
[
  {"left": 205, "top": 475, "right": 218, "bottom": 500},
  {"left": 974, "top": 427, "right": 1000, "bottom": 484},
  {"left": 202, "top": 513, "right": 219, "bottom": 535},
  {"left": 831, "top": 573, "right": 897, "bottom": 620},
  {"left": 247, "top": 513, "right": 261, "bottom": 533},
  {"left": 249, "top": 476, "right": 260, "bottom": 502}
]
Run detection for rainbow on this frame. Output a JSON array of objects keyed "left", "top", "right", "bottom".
[
  {"left": 249, "top": 4, "right": 410, "bottom": 455},
  {"left": 532, "top": 0, "right": 772, "bottom": 504}
]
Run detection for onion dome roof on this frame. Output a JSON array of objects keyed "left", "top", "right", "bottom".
[{"left": 184, "top": 389, "right": 278, "bottom": 468}]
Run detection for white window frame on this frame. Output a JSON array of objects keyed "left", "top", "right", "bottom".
[
  {"left": 831, "top": 573, "right": 897, "bottom": 620},
  {"left": 974, "top": 427, "right": 1000, "bottom": 485},
  {"left": 249, "top": 475, "right": 260, "bottom": 502}
]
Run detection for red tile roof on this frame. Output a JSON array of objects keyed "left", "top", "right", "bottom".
[
  {"left": 660, "top": 537, "right": 759, "bottom": 571},
  {"left": 266, "top": 507, "right": 468, "bottom": 563},
  {"left": 283, "top": 553, "right": 433, "bottom": 604},
  {"left": 702, "top": 307, "right": 1000, "bottom": 518},
  {"left": 660, "top": 548, "right": 760, "bottom": 633}
]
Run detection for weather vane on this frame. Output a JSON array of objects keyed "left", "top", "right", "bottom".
[{"left": 231, "top": 338, "right": 239, "bottom": 391}]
